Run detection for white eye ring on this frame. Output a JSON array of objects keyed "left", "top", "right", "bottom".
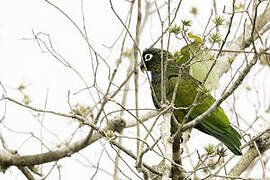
[{"left": 144, "top": 54, "right": 153, "bottom": 61}]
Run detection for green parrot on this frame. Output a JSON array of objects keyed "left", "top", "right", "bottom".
[{"left": 140, "top": 48, "right": 242, "bottom": 155}]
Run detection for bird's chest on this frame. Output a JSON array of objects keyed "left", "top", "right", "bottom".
[{"left": 150, "top": 72, "right": 172, "bottom": 108}]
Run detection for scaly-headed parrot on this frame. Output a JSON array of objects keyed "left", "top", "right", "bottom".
[{"left": 140, "top": 48, "right": 242, "bottom": 155}]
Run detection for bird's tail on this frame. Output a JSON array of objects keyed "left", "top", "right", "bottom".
[{"left": 195, "top": 121, "right": 242, "bottom": 155}]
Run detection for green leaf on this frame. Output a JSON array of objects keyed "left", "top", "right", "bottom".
[
  {"left": 181, "top": 19, "right": 192, "bottom": 27},
  {"left": 213, "top": 16, "right": 225, "bottom": 26},
  {"left": 209, "top": 32, "right": 222, "bottom": 43},
  {"left": 174, "top": 34, "right": 220, "bottom": 89},
  {"left": 188, "top": 33, "right": 203, "bottom": 43},
  {"left": 105, "top": 130, "right": 116, "bottom": 142},
  {"left": 169, "top": 24, "right": 181, "bottom": 35},
  {"left": 216, "top": 146, "right": 227, "bottom": 157},
  {"left": 204, "top": 144, "right": 216, "bottom": 155}
]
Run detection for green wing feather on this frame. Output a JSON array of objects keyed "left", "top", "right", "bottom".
[{"left": 166, "top": 72, "right": 242, "bottom": 155}]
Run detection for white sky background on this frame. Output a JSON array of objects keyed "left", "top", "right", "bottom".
[{"left": 0, "top": 0, "right": 270, "bottom": 179}]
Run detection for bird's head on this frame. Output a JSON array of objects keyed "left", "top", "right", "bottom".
[{"left": 140, "top": 48, "right": 171, "bottom": 73}]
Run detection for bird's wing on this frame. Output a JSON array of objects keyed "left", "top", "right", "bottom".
[{"left": 167, "top": 74, "right": 229, "bottom": 128}]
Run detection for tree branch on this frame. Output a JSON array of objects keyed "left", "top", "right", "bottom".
[
  {"left": 160, "top": 111, "right": 173, "bottom": 180},
  {"left": 217, "top": 3, "right": 270, "bottom": 77},
  {"left": 229, "top": 129, "right": 270, "bottom": 176}
]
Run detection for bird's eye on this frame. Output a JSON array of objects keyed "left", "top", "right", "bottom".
[{"left": 144, "top": 54, "right": 153, "bottom": 61}]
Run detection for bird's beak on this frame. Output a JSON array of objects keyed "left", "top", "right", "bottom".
[{"left": 140, "top": 62, "right": 146, "bottom": 73}]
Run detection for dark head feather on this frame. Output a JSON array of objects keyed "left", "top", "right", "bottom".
[{"left": 140, "top": 48, "right": 171, "bottom": 73}]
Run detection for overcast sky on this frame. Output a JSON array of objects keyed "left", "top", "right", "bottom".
[{"left": 0, "top": 0, "right": 269, "bottom": 179}]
